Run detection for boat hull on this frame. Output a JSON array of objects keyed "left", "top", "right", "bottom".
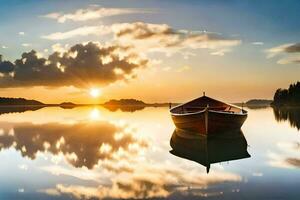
[{"left": 171, "top": 111, "right": 247, "bottom": 135}]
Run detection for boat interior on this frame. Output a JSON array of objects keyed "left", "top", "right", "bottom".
[{"left": 170, "top": 96, "right": 246, "bottom": 114}]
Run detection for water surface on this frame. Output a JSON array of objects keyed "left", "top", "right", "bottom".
[{"left": 0, "top": 106, "right": 300, "bottom": 199}]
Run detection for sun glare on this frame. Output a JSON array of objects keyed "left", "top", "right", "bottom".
[
  {"left": 89, "top": 88, "right": 101, "bottom": 98},
  {"left": 89, "top": 108, "right": 101, "bottom": 120}
]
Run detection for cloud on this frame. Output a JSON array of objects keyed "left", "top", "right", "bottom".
[
  {"left": 42, "top": 22, "right": 241, "bottom": 56},
  {"left": 18, "top": 32, "right": 25, "bottom": 35},
  {"left": 252, "top": 42, "right": 264, "bottom": 45},
  {"left": 42, "top": 25, "right": 111, "bottom": 40},
  {"left": 266, "top": 43, "right": 300, "bottom": 64},
  {"left": 18, "top": 188, "right": 25, "bottom": 193},
  {"left": 0, "top": 56, "right": 14, "bottom": 74},
  {"left": 285, "top": 43, "right": 300, "bottom": 53},
  {"left": 22, "top": 43, "right": 31, "bottom": 47},
  {"left": 285, "top": 158, "right": 300, "bottom": 168},
  {"left": 112, "top": 22, "right": 241, "bottom": 56},
  {"left": 266, "top": 43, "right": 295, "bottom": 58},
  {"left": 252, "top": 172, "right": 263, "bottom": 177},
  {"left": 210, "top": 49, "right": 231, "bottom": 56},
  {"left": 43, "top": 6, "right": 145, "bottom": 23},
  {"left": 277, "top": 56, "right": 300, "bottom": 65},
  {"left": 0, "top": 42, "right": 148, "bottom": 88}
]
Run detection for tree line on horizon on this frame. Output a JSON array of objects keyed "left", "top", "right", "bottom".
[
  {"left": 272, "top": 81, "right": 300, "bottom": 106},
  {"left": 0, "top": 97, "right": 43, "bottom": 105}
]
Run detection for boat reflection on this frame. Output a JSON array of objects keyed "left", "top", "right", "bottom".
[
  {"left": 170, "top": 129, "right": 250, "bottom": 173},
  {"left": 273, "top": 107, "right": 300, "bottom": 130}
]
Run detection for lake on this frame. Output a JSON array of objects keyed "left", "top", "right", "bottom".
[{"left": 0, "top": 106, "right": 300, "bottom": 199}]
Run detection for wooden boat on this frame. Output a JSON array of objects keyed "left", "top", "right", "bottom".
[
  {"left": 170, "top": 93, "right": 247, "bottom": 135},
  {"left": 170, "top": 128, "right": 250, "bottom": 173}
]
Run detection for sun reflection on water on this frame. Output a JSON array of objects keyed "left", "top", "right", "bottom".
[{"left": 89, "top": 108, "right": 101, "bottom": 120}]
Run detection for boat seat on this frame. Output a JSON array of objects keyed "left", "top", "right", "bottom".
[{"left": 224, "top": 106, "right": 232, "bottom": 111}]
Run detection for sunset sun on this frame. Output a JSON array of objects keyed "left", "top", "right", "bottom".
[{"left": 89, "top": 88, "right": 101, "bottom": 98}]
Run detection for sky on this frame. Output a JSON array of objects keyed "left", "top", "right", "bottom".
[{"left": 0, "top": 0, "right": 299, "bottom": 104}]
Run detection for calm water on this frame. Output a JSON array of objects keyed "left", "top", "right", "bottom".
[{"left": 0, "top": 106, "right": 300, "bottom": 199}]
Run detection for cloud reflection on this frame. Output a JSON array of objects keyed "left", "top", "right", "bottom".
[
  {"left": 268, "top": 141, "right": 300, "bottom": 169},
  {"left": 0, "top": 121, "right": 147, "bottom": 169},
  {"left": 41, "top": 165, "right": 242, "bottom": 199}
]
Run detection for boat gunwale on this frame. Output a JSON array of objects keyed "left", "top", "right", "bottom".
[
  {"left": 169, "top": 96, "right": 248, "bottom": 117},
  {"left": 170, "top": 109, "right": 248, "bottom": 117},
  {"left": 170, "top": 109, "right": 205, "bottom": 116}
]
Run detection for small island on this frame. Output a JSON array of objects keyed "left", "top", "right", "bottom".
[
  {"left": 103, "top": 99, "right": 171, "bottom": 107},
  {"left": 103, "top": 99, "right": 147, "bottom": 112},
  {"left": 0, "top": 97, "right": 45, "bottom": 115},
  {"left": 0, "top": 97, "right": 44, "bottom": 106},
  {"left": 104, "top": 99, "right": 146, "bottom": 106},
  {"left": 234, "top": 99, "right": 272, "bottom": 108},
  {"left": 272, "top": 81, "right": 300, "bottom": 107},
  {"left": 246, "top": 99, "right": 272, "bottom": 105},
  {"left": 102, "top": 99, "right": 172, "bottom": 112},
  {"left": 59, "top": 102, "right": 77, "bottom": 109},
  {"left": 245, "top": 99, "right": 272, "bottom": 107}
]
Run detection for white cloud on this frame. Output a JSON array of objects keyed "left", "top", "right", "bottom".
[
  {"left": 266, "top": 43, "right": 300, "bottom": 64},
  {"left": 210, "top": 49, "right": 231, "bottom": 56},
  {"left": 111, "top": 22, "right": 241, "bottom": 56},
  {"left": 265, "top": 43, "right": 293, "bottom": 58},
  {"left": 252, "top": 172, "right": 263, "bottom": 177},
  {"left": 252, "top": 42, "right": 264, "bottom": 45},
  {"left": 43, "top": 6, "right": 145, "bottom": 23},
  {"left": 277, "top": 55, "right": 300, "bottom": 65},
  {"left": 18, "top": 188, "right": 25, "bottom": 193},
  {"left": 42, "top": 21, "right": 241, "bottom": 56},
  {"left": 38, "top": 188, "right": 60, "bottom": 196},
  {"left": 42, "top": 25, "right": 111, "bottom": 40},
  {"left": 42, "top": 21, "right": 241, "bottom": 58},
  {"left": 19, "top": 32, "right": 25, "bottom": 35},
  {"left": 51, "top": 43, "right": 69, "bottom": 54},
  {"left": 22, "top": 43, "right": 31, "bottom": 47}
]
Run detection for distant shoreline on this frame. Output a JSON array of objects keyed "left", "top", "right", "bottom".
[
  {"left": 0, "top": 97, "right": 276, "bottom": 108},
  {"left": 0, "top": 103, "right": 175, "bottom": 108}
]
